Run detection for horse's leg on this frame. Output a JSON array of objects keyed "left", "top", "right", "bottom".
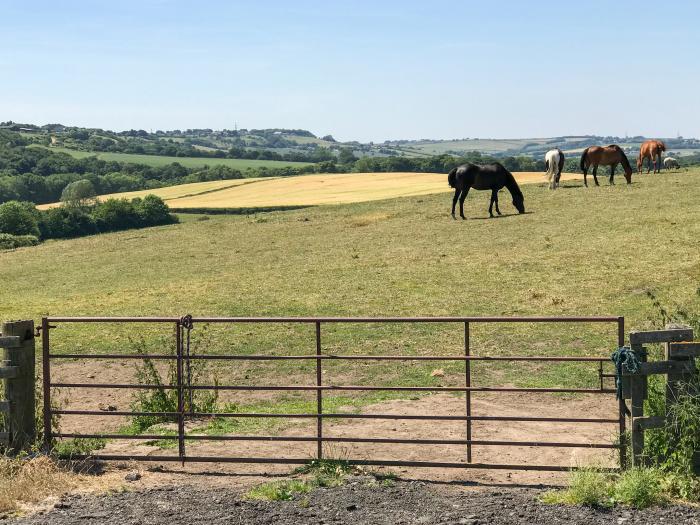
[
  {"left": 493, "top": 189, "right": 501, "bottom": 215},
  {"left": 592, "top": 165, "right": 600, "bottom": 186},
  {"left": 451, "top": 188, "right": 460, "bottom": 219},
  {"left": 459, "top": 188, "right": 469, "bottom": 220},
  {"left": 609, "top": 163, "right": 616, "bottom": 185},
  {"left": 583, "top": 165, "right": 588, "bottom": 187}
]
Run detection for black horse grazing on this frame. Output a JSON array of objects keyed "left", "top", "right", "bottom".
[{"left": 448, "top": 163, "right": 525, "bottom": 219}]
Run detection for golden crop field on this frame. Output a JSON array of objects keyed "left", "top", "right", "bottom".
[
  {"left": 48, "top": 171, "right": 579, "bottom": 210},
  {"left": 163, "top": 171, "right": 580, "bottom": 209},
  {"left": 36, "top": 178, "right": 272, "bottom": 210}
]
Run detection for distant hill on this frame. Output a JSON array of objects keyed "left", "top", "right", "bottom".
[{"left": 4, "top": 121, "right": 699, "bottom": 161}]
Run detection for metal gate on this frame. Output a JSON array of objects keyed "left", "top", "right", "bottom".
[{"left": 41, "top": 315, "right": 626, "bottom": 471}]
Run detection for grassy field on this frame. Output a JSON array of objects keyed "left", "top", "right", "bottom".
[
  {"left": 39, "top": 171, "right": 579, "bottom": 210},
  {"left": 3, "top": 169, "right": 700, "bottom": 404},
  {"left": 30, "top": 146, "right": 313, "bottom": 169}
]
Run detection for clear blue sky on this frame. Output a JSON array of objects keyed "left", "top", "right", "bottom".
[{"left": 2, "top": 0, "right": 698, "bottom": 142}]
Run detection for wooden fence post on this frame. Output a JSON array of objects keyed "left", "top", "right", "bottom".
[
  {"left": 626, "top": 325, "right": 695, "bottom": 468},
  {"left": 1, "top": 320, "right": 36, "bottom": 452},
  {"left": 628, "top": 342, "right": 647, "bottom": 467}
]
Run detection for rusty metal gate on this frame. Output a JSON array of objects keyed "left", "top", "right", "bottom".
[{"left": 41, "top": 315, "right": 626, "bottom": 471}]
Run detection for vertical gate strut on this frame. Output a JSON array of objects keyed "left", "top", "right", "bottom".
[{"left": 175, "top": 320, "right": 185, "bottom": 464}]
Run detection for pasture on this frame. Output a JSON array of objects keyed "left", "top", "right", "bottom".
[
  {"left": 29, "top": 146, "right": 312, "bottom": 169},
  {"left": 2, "top": 169, "right": 700, "bottom": 400}
]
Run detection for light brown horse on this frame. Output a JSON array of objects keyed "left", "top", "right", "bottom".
[
  {"left": 637, "top": 139, "right": 666, "bottom": 174},
  {"left": 579, "top": 145, "right": 633, "bottom": 186}
]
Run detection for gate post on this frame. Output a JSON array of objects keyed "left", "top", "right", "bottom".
[{"left": 1, "top": 320, "right": 36, "bottom": 453}]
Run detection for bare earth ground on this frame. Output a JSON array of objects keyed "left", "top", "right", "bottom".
[
  {"left": 53, "top": 357, "right": 619, "bottom": 486},
  {"left": 4, "top": 480, "right": 700, "bottom": 525}
]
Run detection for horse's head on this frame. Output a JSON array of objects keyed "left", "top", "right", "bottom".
[
  {"left": 513, "top": 194, "right": 525, "bottom": 214},
  {"left": 623, "top": 168, "right": 632, "bottom": 184}
]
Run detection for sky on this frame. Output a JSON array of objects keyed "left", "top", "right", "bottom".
[{"left": 2, "top": 0, "right": 699, "bottom": 142}]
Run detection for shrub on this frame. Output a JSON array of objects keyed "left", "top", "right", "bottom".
[
  {"left": 134, "top": 195, "right": 177, "bottom": 226},
  {"left": 92, "top": 198, "right": 140, "bottom": 231},
  {"left": 0, "top": 200, "right": 40, "bottom": 236},
  {"left": 0, "top": 233, "right": 39, "bottom": 250},
  {"left": 614, "top": 468, "right": 665, "bottom": 508},
  {"left": 39, "top": 206, "right": 97, "bottom": 239}
]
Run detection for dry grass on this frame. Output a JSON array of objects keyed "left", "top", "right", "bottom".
[{"left": 0, "top": 456, "right": 83, "bottom": 515}]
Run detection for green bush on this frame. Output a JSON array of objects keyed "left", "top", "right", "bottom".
[
  {"left": 0, "top": 233, "right": 39, "bottom": 250},
  {"left": 614, "top": 468, "right": 665, "bottom": 508},
  {"left": 92, "top": 199, "right": 141, "bottom": 231},
  {"left": 0, "top": 201, "right": 40, "bottom": 236},
  {"left": 39, "top": 206, "right": 97, "bottom": 239},
  {"left": 135, "top": 195, "right": 176, "bottom": 226}
]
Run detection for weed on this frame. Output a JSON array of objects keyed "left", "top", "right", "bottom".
[
  {"left": 541, "top": 467, "right": 613, "bottom": 507},
  {"left": 613, "top": 468, "right": 665, "bottom": 508},
  {"left": 245, "top": 479, "right": 313, "bottom": 501}
]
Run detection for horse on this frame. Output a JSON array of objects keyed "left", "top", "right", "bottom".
[
  {"left": 579, "top": 145, "right": 633, "bottom": 186},
  {"left": 544, "top": 148, "right": 565, "bottom": 190},
  {"left": 663, "top": 157, "right": 680, "bottom": 170},
  {"left": 637, "top": 139, "right": 666, "bottom": 174},
  {"left": 448, "top": 163, "right": 525, "bottom": 219}
]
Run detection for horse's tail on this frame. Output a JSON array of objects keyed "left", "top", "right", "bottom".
[
  {"left": 657, "top": 140, "right": 666, "bottom": 152},
  {"left": 447, "top": 167, "right": 458, "bottom": 188},
  {"left": 544, "top": 158, "right": 550, "bottom": 175},
  {"left": 579, "top": 148, "right": 589, "bottom": 171}
]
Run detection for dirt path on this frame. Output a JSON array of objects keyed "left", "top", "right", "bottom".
[
  {"left": 4, "top": 481, "right": 699, "bottom": 525},
  {"left": 57, "top": 390, "right": 621, "bottom": 487}
]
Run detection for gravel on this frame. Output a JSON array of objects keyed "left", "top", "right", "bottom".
[{"left": 3, "top": 478, "right": 700, "bottom": 525}]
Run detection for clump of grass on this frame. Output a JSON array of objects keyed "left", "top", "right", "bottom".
[
  {"left": 541, "top": 467, "right": 613, "bottom": 507},
  {"left": 246, "top": 458, "right": 354, "bottom": 501},
  {"left": 53, "top": 438, "right": 106, "bottom": 457},
  {"left": 0, "top": 456, "right": 82, "bottom": 515},
  {"left": 245, "top": 479, "right": 313, "bottom": 501},
  {"left": 543, "top": 467, "right": 670, "bottom": 509},
  {"left": 614, "top": 468, "right": 665, "bottom": 509}
]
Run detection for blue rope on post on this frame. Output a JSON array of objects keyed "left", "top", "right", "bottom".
[{"left": 611, "top": 346, "right": 644, "bottom": 401}]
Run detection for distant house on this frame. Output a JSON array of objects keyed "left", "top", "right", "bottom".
[{"left": 50, "top": 135, "right": 63, "bottom": 147}]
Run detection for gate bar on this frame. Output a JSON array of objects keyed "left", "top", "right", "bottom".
[
  {"left": 315, "top": 321, "right": 322, "bottom": 460},
  {"left": 52, "top": 410, "right": 620, "bottom": 423},
  {"left": 465, "top": 321, "right": 472, "bottom": 463},
  {"left": 53, "top": 433, "right": 619, "bottom": 448},
  {"left": 57, "top": 454, "right": 621, "bottom": 472},
  {"left": 49, "top": 383, "right": 617, "bottom": 393},
  {"left": 46, "top": 316, "right": 622, "bottom": 323}
]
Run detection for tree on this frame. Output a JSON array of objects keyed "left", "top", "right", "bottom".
[
  {"left": 60, "top": 179, "right": 96, "bottom": 206},
  {"left": 338, "top": 148, "right": 358, "bottom": 165},
  {"left": 0, "top": 201, "right": 40, "bottom": 236}
]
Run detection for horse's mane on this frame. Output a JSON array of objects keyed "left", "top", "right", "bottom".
[
  {"left": 503, "top": 168, "right": 523, "bottom": 197},
  {"left": 610, "top": 145, "right": 633, "bottom": 173}
]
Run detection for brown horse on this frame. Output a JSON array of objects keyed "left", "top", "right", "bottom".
[
  {"left": 637, "top": 139, "right": 666, "bottom": 174},
  {"left": 579, "top": 145, "right": 633, "bottom": 186}
]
